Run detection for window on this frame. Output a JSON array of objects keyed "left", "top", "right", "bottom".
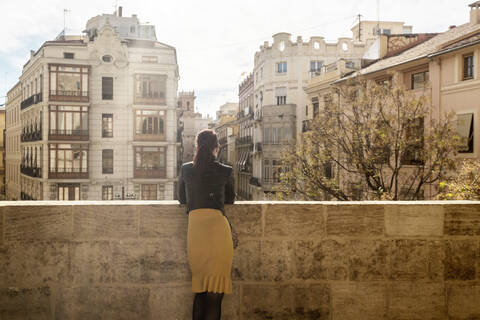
[
  {"left": 102, "top": 114, "right": 113, "bottom": 137},
  {"left": 102, "top": 149, "right": 113, "bottom": 174},
  {"left": 401, "top": 117, "right": 424, "bottom": 165},
  {"left": 63, "top": 52, "right": 74, "bottom": 59},
  {"left": 49, "top": 105, "right": 88, "bottom": 136},
  {"left": 102, "top": 55, "right": 112, "bottom": 63},
  {"left": 457, "top": 113, "right": 474, "bottom": 153},
  {"left": 276, "top": 62, "right": 287, "bottom": 73},
  {"left": 275, "top": 87, "right": 287, "bottom": 105},
  {"left": 142, "top": 56, "right": 158, "bottom": 63},
  {"left": 305, "top": 105, "right": 308, "bottom": 116},
  {"left": 312, "top": 97, "right": 319, "bottom": 117},
  {"left": 102, "top": 77, "right": 113, "bottom": 100},
  {"left": 49, "top": 144, "right": 88, "bottom": 175},
  {"left": 310, "top": 60, "right": 323, "bottom": 72},
  {"left": 411, "top": 71, "right": 429, "bottom": 89},
  {"left": 263, "top": 159, "right": 283, "bottom": 182},
  {"left": 134, "top": 146, "right": 166, "bottom": 178},
  {"left": 463, "top": 53, "right": 474, "bottom": 80},
  {"left": 130, "top": 26, "right": 136, "bottom": 33},
  {"left": 141, "top": 184, "right": 157, "bottom": 200},
  {"left": 381, "top": 29, "right": 391, "bottom": 35},
  {"left": 58, "top": 184, "right": 80, "bottom": 200},
  {"left": 134, "top": 110, "right": 166, "bottom": 139},
  {"left": 49, "top": 65, "right": 89, "bottom": 98},
  {"left": 102, "top": 185, "right": 113, "bottom": 200},
  {"left": 134, "top": 74, "right": 167, "bottom": 104}
]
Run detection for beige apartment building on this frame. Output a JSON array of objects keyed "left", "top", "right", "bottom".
[
  {"left": 215, "top": 103, "right": 238, "bottom": 167},
  {"left": 5, "top": 82, "right": 22, "bottom": 200},
  {"left": 5, "top": 7, "right": 180, "bottom": 200},
  {"left": 303, "top": 1, "right": 480, "bottom": 199}
]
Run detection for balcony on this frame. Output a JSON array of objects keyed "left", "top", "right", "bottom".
[
  {"left": 236, "top": 136, "right": 253, "bottom": 146},
  {"left": 49, "top": 90, "right": 88, "bottom": 102},
  {"left": 255, "top": 142, "right": 262, "bottom": 152},
  {"left": 134, "top": 168, "right": 166, "bottom": 179},
  {"left": 48, "top": 167, "right": 88, "bottom": 179},
  {"left": 134, "top": 93, "right": 166, "bottom": 106},
  {"left": 20, "top": 166, "right": 42, "bottom": 178},
  {"left": 49, "top": 129, "right": 89, "bottom": 141},
  {"left": 19, "top": 191, "right": 36, "bottom": 200},
  {"left": 262, "top": 104, "right": 296, "bottom": 121},
  {"left": 21, "top": 128, "right": 43, "bottom": 142},
  {"left": 249, "top": 176, "right": 261, "bottom": 186},
  {"left": 20, "top": 93, "right": 42, "bottom": 110}
]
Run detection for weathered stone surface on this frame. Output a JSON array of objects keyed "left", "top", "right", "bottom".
[
  {"left": 331, "top": 282, "right": 386, "bottom": 320},
  {"left": 139, "top": 205, "right": 188, "bottom": 238},
  {"left": 225, "top": 204, "right": 262, "bottom": 237},
  {"left": 326, "top": 205, "right": 384, "bottom": 236},
  {"left": 232, "top": 240, "right": 261, "bottom": 281},
  {"left": 112, "top": 239, "right": 189, "bottom": 284},
  {"left": 0, "top": 209, "right": 3, "bottom": 246},
  {"left": 261, "top": 240, "right": 295, "bottom": 282},
  {"left": 447, "top": 283, "right": 480, "bottom": 320},
  {"left": 222, "top": 285, "right": 241, "bottom": 320},
  {"left": 73, "top": 205, "right": 138, "bottom": 239},
  {"left": 444, "top": 205, "right": 480, "bottom": 235},
  {"left": 69, "top": 241, "right": 112, "bottom": 284},
  {"left": 264, "top": 204, "right": 325, "bottom": 238},
  {"left": 4, "top": 206, "right": 72, "bottom": 241},
  {"left": 387, "top": 282, "right": 446, "bottom": 320},
  {"left": 70, "top": 287, "right": 150, "bottom": 320},
  {"left": 388, "top": 240, "right": 444, "bottom": 281},
  {"left": 295, "top": 239, "right": 348, "bottom": 280},
  {"left": 0, "top": 241, "right": 69, "bottom": 287},
  {"left": 149, "top": 285, "right": 192, "bottom": 319},
  {"left": 445, "top": 240, "right": 477, "bottom": 280},
  {"left": 242, "top": 284, "right": 330, "bottom": 320},
  {"left": 385, "top": 205, "right": 444, "bottom": 237},
  {"left": 349, "top": 240, "right": 388, "bottom": 281},
  {"left": 0, "top": 287, "right": 51, "bottom": 320}
]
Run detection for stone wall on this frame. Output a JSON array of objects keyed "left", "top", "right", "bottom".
[{"left": 0, "top": 201, "right": 479, "bottom": 319}]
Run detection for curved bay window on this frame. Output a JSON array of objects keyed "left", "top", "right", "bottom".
[
  {"left": 134, "top": 74, "right": 166, "bottom": 105},
  {"left": 134, "top": 110, "right": 165, "bottom": 141},
  {"left": 134, "top": 146, "right": 166, "bottom": 178},
  {"left": 49, "top": 105, "right": 88, "bottom": 140},
  {"left": 49, "top": 144, "right": 88, "bottom": 179},
  {"left": 49, "top": 65, "right": 89, "bottom": 102}
]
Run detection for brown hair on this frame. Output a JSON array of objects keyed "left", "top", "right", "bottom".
[{"left": 193, "top": 129, "right": 219, "bottom": 172}]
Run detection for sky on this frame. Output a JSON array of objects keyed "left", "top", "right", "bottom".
[{"left": 0, "top": 0, "right": 474, "bottom": 117}]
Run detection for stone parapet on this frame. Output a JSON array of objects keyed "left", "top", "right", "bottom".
[{"left": 0, "top": 201, "right": 479, "bottom": 319}]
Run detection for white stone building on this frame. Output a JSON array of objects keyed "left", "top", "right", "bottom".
[
  {"left": 5, "top": 82, "right": 22, "bottom": 200},
  {"left": 5, "top": 8, "right": 180, "bottom": 200}
]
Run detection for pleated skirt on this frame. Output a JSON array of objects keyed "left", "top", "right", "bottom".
[{"left": 187, "top": 208, "right": 233, "bottom": 294}]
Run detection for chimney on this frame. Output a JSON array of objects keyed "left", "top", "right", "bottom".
[
  {"left": 449, "top": 25, "right": 456, "bottom": 29},
  {"left": 469, "top": 1, "right": 480, "bottom": 24},
  {"left": 118, "top": 6, "right": 122, "bottom": 17}
]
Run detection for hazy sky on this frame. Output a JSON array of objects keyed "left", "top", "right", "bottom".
[{"left": 0, "top": 0, "right": 474, "bottom": 117}]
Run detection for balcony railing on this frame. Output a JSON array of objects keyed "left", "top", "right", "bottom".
[
  {"left": 20, "top": 93, "right": 42, "bottom": 110},
  {"left": 134, "top": 167, "right": 166, "bottom": 179},
  {"left": 48, "top": 167, "right": 88, "bottom": 179},
  {"left": 249, "top": 176, "right": 261, "bottom": 187},
  {"left": 49, "top": 129, "right": 89, "bottom": 141},
  {"left": 236, "top": 136, "right": 253, "bottom": 146},
  {"left": 49, "top": 90, "right": 88, "bottom": 102},
  {"left": 134, "top": 93, "right": 166, "bottom": 105},
  {"left": 21, "top": 129, "right": 43, "bottom": 142},
  {"left": 20, "top": 191, "right": 36, "bottom": 200},
  {"left": 20, "top": 166, "right": 42, "bottom": 178}
]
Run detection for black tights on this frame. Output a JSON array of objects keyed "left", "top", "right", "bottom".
[{"left": 192, "top": 292, "right": 224, "bottom": 320}]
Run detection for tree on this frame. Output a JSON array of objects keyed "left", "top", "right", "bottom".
[
  {"left": 278, "top": 79, "right": 460, "bottom": 200},
  {"left": 437, "top": 160, "right": 480, "bottom": 200}
]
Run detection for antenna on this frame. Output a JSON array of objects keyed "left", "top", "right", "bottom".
[
  {"left": 357, "top": 14, "right": 362, "bottom": 41},
  {"left": 63, "top": 9, "right": 70, "bottom": 35},
  {"left": 376, "top": 0, "right": 380, "bottom": 35}
]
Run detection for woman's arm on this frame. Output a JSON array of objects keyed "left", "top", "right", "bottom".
[
  {"left": 178, "top": 165, "right": 187, "bottom": 204},
  {"left": 225, "top": 167, "right": 235, "bottom": 204}
]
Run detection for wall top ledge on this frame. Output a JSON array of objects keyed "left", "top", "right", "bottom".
[{"left": 0, "top": 200, "right": 479, "bottom": 207}]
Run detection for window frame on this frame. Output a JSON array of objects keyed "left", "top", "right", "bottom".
[
  {"left": 102, "top": 185, "right": 114, "bottom": 200},
  {"left": 457, "top": 113, "right": 474, "bottom": 153},
  {"left": 411, "top": 70, "right": 429, "bottom": 90},
  {"left": 134, "top": 109, "right": 166, "bottom": 141},
  {"left": 102, "top": 149, "right": 114, "bottom": 174},
  {"left": 134, "top": 146, "right": 166, "bottom": 178},
  {"left": 276, "top": 61, "right": 287, "bottom": 74},
  {"left": 463, "top": 53, "right": 474, "bottom": 81},
  {"left": 102, "top": 77, "right": 114, "bottom": 100},
  {"left": 102, "top": 113, "right": 113, "bottom": 138}
]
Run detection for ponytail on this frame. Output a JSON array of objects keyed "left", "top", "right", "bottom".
[{"left": 193, "top": 129, "right": 219, "bottom": 173}]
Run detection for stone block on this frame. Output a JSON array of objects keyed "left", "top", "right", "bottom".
[
  {"left": 444, "top": 205, "right": 480, "bottom": 235},
  {"left": 260, "top": 240, "right": 295, "bottom": 282},
  {"left": 73, "top": 205, "right": 138, "bottom": 239},
  {"left": 331, "top": 282, "right": 386, "bottom": 320},
  {"left": 388, "top": 240, "right": 444, "bottom": 281},
  {"left": 326, "top": 205, "right": 384, "bottom": 236},
  {"left": 139, "top": 205, "right": 188, "bottom": 238},
  {"left": 447, "top": 283, "right": 480, "bottom": 319},
  {"left": 112, "top": 239, "right": 189, "bottom": 284},
  {"left": 0, "top": 287, "right": 52, "bottom": 320},
  {"left": 0, "top": 209, "right": 3, "bottom": 246},
  {"left": 4, "top": 206, "right": 72, "bottom": 241},
  {"left": 445, "top": 240, "right": 477, "bottom": 280},
  {"left": 349, "top": 239, "right": 388, "bottom": 281},
  {"left": 69, "top": 286, "right": 150, "bottom": 320},
  {"left": 387, "top": 282, "right": 446, "bottom": 320},
  {"left": 69, "top": 241, "right": 112, "bottom": 285},
  {"left": 225, "top": 204, "right": 262, "bottom": 238},
  {"left": 222, "top": 285, "right": 241, "bottom": 320},
  {"left": 295, "top": 239, "right": 348, "bottom": 280},
  {"left": 0, "top": 241, "right": 69, "bottom": 287},
  {"left": 264, "top": 204, "right": 325, "bottom": 238},
  {"left": 242, "top": 284, "right": 330, "bottom": 320},
  {"left": 149, "top": 285, "right": 192, "bottom": 320},
  {"left": 385, "top": 205, "right": 444, "bottom": 237},
  {"left": 232, "top": 240, "right": 261, "bottom": 281}
]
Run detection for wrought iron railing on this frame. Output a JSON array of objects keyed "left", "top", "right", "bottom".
[{"left": 20, "top": 166, "right": 42, "bottom": 178}]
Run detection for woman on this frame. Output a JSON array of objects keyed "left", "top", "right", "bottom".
[{"left": 177, "top": 129, "right": 235, "bottom": 320}]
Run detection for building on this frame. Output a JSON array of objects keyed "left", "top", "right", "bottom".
[
  {"left": 216, "top": 102, "right": 238, "bottom": 124},
  {"left": 235, "top": 74, "right": 254, "bottom": 200},
  {"left": 5, "top": 82, "right": 22, "bottom": 200},
  {"left": 0, "top": 108, "right": 6, "bottom": 198},
  {"left": 5, "top": 7, "right": 180, "bottom": 200},
  {"left": 351, "top": 20, "right": 412, "bottom": 43}
]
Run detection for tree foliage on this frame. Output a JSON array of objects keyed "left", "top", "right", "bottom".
[
  {"left": 278, "top": 79, "right": 460, "bottom": 200},
  {"left": 437, "top": 160, "right": 480, "bottom": 200}
]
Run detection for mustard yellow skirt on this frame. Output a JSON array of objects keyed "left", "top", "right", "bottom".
[{"left": 187, "top": 208, "right": 233, "bottom": 294}]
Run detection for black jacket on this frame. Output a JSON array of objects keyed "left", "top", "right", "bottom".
[{"left": 177, "top": 158, "right": 235, "bottom": 214}]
